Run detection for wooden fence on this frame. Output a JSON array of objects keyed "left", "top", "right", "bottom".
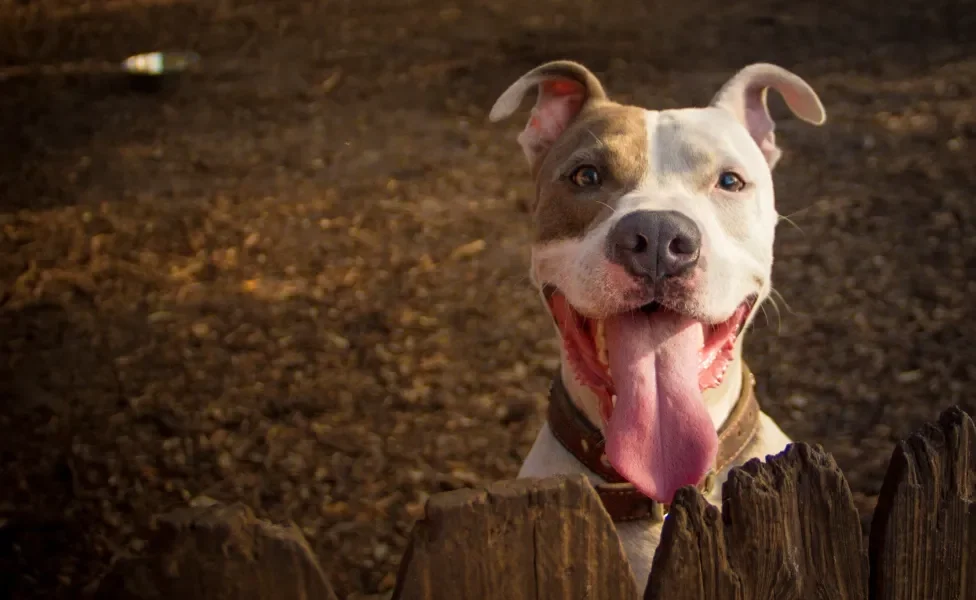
[{"left": 96, "top": 406, "right": 976, "bottom": 600}]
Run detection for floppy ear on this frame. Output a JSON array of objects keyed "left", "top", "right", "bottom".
[
  {"left": 710, "top": 63, "right": 826, "bottom": 169},
  {"left": 489, "top": 61, "right": 608, "bottom": 168}
]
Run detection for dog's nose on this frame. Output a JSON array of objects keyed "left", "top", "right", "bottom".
[{"left": 607, "top": 210, "right": 701, "bottom": 281}]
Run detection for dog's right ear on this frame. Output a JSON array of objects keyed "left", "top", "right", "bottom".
[{"left": 490, "top": 61, "right": 607, "bottom": 168}]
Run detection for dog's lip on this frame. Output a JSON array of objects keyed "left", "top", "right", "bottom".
[{"left": 543, "top": 283, "right": 758, "bottom": 328}]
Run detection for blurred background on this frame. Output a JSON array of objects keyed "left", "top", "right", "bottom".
[{"left": 0, "top": 0, "right": 974, "bottom": 598}]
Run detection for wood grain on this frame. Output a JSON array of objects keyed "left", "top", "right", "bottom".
[
  {"left": 647, "top": 443, "right": 868, "bottom": 600},
  {"left": 391, "top": 474, "right": 639, "bottom": 600},
  {"left": 95, "top": 502, "right": 338, "bottom": 600},
  {"left": 869, "top": 406, "right": 976, "bottom": 600}
]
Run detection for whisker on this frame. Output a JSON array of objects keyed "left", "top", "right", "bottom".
[
  {"left": 765, "top": 288, "right": 795, "bottom": 335},
  {"left": 781, "top": 204, "right": 815, "bottom": 220},
  {"left": 769, "top": 287, "right": 794, "bottom": 316},
  {"left": 777, "top": 203, "right": 818, "bottom": 234},
  {"left": 758, "top": 303, "right": 771, "bottom": 327},
  {"left": 777, "top": 213, "right": 805, "bottom": 234},
  {"left": 584, "top": 128, "right": 605, "bottom": 148},
  {"left": 768, "top": 297, "right": 783, "bottom": 334}
]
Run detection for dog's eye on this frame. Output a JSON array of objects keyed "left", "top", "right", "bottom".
[
  {"left": 570, "top": 165, "right": 601, "bottom": 188},
  {"left": 716, "top": 171, "right": 746, "bottom": 192}
]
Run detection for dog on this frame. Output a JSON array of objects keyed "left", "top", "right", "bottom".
[{"left": 489, "top": 61, "right": 825, "bottom": 592}]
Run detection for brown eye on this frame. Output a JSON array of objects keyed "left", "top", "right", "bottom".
[
  {"left": 717, "top": 171, "right": 746, "bottom": 192},
  {"left": 570, "top": 165, "right": 601, "bottom": 187}
]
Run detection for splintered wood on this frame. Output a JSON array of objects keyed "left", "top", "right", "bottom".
[
  {"left": 647, "top": 407, "right": 976, "bottom": 600},
  {"left": 391, "top": 475, "right": 640, "bottom": 600},
  {"left": 869, "top": 406, "right": 976, "bottom": 600},
  {"left": 94, "top": 408, "right": 976, "bottom": 600},
  {"left": 647, "top": 443, "right": 868, "bottom": 600},
  {"left": 94, "top": 503, "right": 338, "bottom": 600}
]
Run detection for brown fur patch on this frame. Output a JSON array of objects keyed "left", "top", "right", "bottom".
[{"left": 532, "top": 102, "right": 649, "bottom": 243}]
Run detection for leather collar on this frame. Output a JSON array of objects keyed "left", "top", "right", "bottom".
[{"left": 546, "top": 362, "right": 761, "bottom": 522}]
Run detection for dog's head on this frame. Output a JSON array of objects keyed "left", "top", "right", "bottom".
[{"left": 491, "top": 62, "right": 824, "bottom": 502}]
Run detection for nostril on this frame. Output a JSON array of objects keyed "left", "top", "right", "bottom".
[
  {"left": 633, "top": 234, "right": 649, "bottom": 254},
  {"left": 668, "top": 236, "right": 694, "bottom": 256}
]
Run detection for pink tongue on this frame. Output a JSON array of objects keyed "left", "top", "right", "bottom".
[{"left": 603, "top": 311, "right": 718, "bottom": 503}]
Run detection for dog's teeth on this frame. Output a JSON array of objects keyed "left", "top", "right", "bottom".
[{"left": 595, "top": 320, "right": 609, "bottom": 367}]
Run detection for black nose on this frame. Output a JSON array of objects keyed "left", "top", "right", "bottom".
[{"left": 607, "top": 210, "right": 701, "bottom": 281}]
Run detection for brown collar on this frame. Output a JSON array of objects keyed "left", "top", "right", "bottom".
[{"left": 546, "top": 362, "right": 761, "bottom": 522}]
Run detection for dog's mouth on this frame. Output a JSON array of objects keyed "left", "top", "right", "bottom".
[{"left": 547, "top": 288, "right": 754, "bottom": 503}]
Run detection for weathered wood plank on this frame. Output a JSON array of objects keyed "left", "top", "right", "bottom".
[
  {"left": 94, "top": 502, "right": 338, "bottom": 600},
  {"left": 644, "top": 489, "right": 740, "bottom": 600},
  {"left": 647, "top": 443, "right": 868, "bottom": 600},
  {"left": 869, "top": 406, "right": 976, "bottom": 600},
  {"left": 391, "top": 474, "right": 639, "bottom": 600}
]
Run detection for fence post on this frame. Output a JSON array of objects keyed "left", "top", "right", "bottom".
[
  {"left": 392, "top": 474, "right": 640, "bottom": 600},
  {"left": 647, "top": 443, "right": 868, "bottom": 600},
  {"left": 869, "top": 406, "right": 976, "bottom": 600},
  {"left": 94, "top": 502, "right": 338, "bottom": 600}
]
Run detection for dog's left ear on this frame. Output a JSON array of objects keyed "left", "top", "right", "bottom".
[
  {"left": 710, "top": 63, "right": 826, "bottom": 169},
  {"left": 489, "top": 61, "right": 608, "bottom": 168}
]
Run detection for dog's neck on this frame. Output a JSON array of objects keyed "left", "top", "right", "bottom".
[{"left": 558, "top": 340, "right": 745, "bottom": 433}]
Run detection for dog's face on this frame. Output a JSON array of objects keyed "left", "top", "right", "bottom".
[{"left": 491, "top": 62, "right": 824, "bottom": 503}]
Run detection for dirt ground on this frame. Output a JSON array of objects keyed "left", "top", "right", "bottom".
[{"left": 1, "top": 0, "right": 974, "bottom": 598}]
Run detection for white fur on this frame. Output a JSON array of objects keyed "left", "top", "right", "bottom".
[
  {"left": 520, "top": 103, "right": 793, "bottom": 597},
  {"left": 501, "top": 62, "right": 825, "bottom": 596},
  {"left": 531, "top": 108, "right": 778, "bottom": 326}
]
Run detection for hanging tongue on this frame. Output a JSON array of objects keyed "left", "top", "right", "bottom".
[{"left": 603, "top": 311, "right": 718, "bottom": 503}]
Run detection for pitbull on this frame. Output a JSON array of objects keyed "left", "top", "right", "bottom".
[{"left": 489, "top": 62, "right": 825, "bottom": 591}]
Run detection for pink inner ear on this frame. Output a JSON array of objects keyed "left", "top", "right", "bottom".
[
  {"left": 743, "top": 89, "right": 780, "bottom": 166},
  {"left": 544, "top": 80, "right": 581, "bottom": 96},
  {"left": 746, "top": 105, "right": 774, "bottom": 146},
  {"left": 519, "top": 79, "right": 586, "bottom": 162}
]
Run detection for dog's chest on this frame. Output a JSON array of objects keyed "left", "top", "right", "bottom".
[
  {"left": 615, "top": 481, "right": 725, "bottom": 587},
  {"left": 617, "top": 520, "right": 662, "bottom": 590},
  {"left": 518, "top": 411, "right": 792, "bottom": 592}
]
